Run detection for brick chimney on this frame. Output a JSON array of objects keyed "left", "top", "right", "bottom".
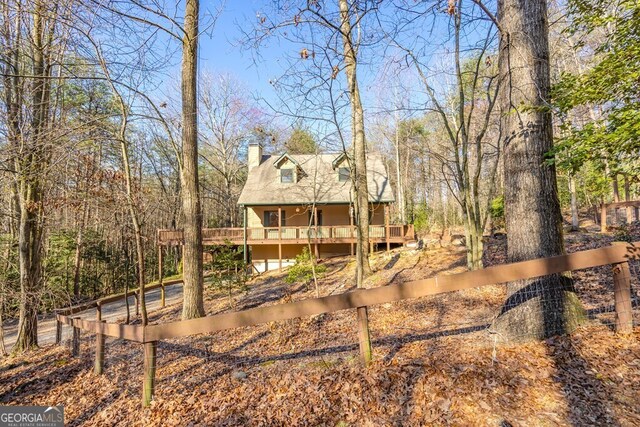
[{"left": 248, "top": 142, "right": 263, "bottom": 171}]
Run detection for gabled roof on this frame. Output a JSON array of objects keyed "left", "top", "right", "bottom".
[
  {"left": 272, "top": 153, "right": 300, "bottom": 169},
  {"left": 238, "top": 152, "right": 395, "bottom": 206},
  {"left": 331, "top": 152, "right": 350, "bottom": 170}
]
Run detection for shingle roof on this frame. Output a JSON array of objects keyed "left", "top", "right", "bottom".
[{"left": 237, "top": 153, "right": 395, "bottom": 206}]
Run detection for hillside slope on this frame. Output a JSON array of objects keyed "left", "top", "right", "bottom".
[{"left": 1, "top": 231, "right": 639, "bottom": 426}]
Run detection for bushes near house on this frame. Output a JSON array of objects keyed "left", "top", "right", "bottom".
[{"left": 285, "top": 247, "right": 327, "bottom": 285}]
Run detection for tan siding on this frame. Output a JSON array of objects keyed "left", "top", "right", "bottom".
[
  {"left": 247, "top": 203, "right": 387, "bottom": 228},
  {"left": 251, "top": 243, "right": 352, "bottom": 261},
  {"left": 247, "top": 208, "right": 261, "bottom": 228}
]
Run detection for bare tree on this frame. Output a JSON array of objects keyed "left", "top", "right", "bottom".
[
  {"left": 337, "top": 0, "right": 374, "bottom": 364},
  {"left": 180, "top": 0, "right": 205, "bottom": 319},
  {"left": 87, "top": 0, "right": 222, "bottom": 319},
  {"left": 2, "top": 0, "right": 67, "bottom": 352},
  {"left": 199, "top": 73, "right": 256, "bottom": 228}
]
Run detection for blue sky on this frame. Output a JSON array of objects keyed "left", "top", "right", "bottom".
[
  {"left": 198, "top": 1, "right": 285, "bottom": 108},
  {"left": 146, "top": 0, "right": 496, "bottom": 146}
]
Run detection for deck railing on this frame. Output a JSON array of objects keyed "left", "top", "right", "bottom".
[{"left": 158, "top": 224, "right": 414, "bottom": 245}]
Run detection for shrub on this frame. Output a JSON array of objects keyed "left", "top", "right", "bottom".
[{"left": 285, "top": 247, "right": 327, "bottom": 285}]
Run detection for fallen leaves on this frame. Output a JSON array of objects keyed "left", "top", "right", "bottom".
[{"left": 1, "top": 233, "right": 640, "bottom": 426}]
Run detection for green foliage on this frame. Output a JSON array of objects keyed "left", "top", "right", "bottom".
[
  {"left": 489, "top": 196, "right": 504, "bottom": 219},
  {"left": 551, "top": 0, "right": 640, "bottom": 174},
  {"left": 397, "top": 118, "right": 428, "bottom": 142},
  {"left": 206, "top": 241, "right": 248, "bottom": 307},
  {"left": 285, "top": 128, "right": 318, "bottom": 154},
  {"left": 43, "top": 229, "right": 114, "bottom": 307},
  {"left": 412, "top": 203, "right": 432, "bottom": 234},
  {"left": 43, "top": 231, "right": 76, "bottom": 297},
  {"left": 285, "top": 247, "right": 326, "bottom": 285}
]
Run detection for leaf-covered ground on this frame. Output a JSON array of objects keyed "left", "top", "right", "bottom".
[{"left": 1, "top": 225, "right": 640, "bottom": 426}]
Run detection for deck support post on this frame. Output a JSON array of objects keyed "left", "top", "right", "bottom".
[
  {"left": 243, "top": 205, "right": 248, "bottom": 265},
  {"left": 142, "top": 341, "right": 157, "bottom": 407},
  {"left": 350, "top": 205, "right": 355, "bottom": 256},
  {"left": 278, "top": 206, "right": 282, "bottom": 272},
  {"left": 385, "top": 204, "right": 390, "bottom": 252},
  {"left": 624, "top": 176, "right": 633, "bottom": 224}
]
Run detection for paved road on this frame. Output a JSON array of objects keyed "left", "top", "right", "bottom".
[{"left": 3, "top": 283, "right": 184, "bottom": 351}]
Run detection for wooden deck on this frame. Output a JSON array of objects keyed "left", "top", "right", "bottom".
[{"left": 157, "top": 224, "right": 415, "bottom": 246}]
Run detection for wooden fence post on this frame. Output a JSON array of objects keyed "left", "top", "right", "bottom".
[
  {"left": 612, "top": 260, "right": 633, "bottom": 334},
  {"left": 142, "top": 341, "right": 157, "bottom": 407},
  {"left": 55, "top": 316, "right": 62, "bottom": 345},
  {"left": 96, "top": 303, "right": 102, "bottom": 321},
  {"left": 601, "top": 203, "right": 607, "bottom": 233},
  {"left": 357, "top": 306, "right": 373, "bottom": 365},
  {"left": 72, "top": 317, "right": 80, "bottom": 357},
  {"left": 94, "top": 320, "right": 106, "bottom": 375},
  {"left": 135, "top": 292, "right": 139, "bottom": 317}
]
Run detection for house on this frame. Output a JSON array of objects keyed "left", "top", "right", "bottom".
[{"left": 157, "top": 142, "right": 415, "bottom": 273}]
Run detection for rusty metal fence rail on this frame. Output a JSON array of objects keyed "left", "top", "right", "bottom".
[{"left": 56, "top": 242, "right": 640, "bottom": 407}]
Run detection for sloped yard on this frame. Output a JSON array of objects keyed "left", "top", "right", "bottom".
[{"left": 1, "top": 231, "right": 640, "bottom": 426}]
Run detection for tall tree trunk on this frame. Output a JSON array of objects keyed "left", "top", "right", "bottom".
[
  {"left": 95, "top": 39, "right": 149, "bottom": 325},
  {"left": 394, "top": 100, "right": 405, "bottom": 224},
  {"left": 339, "top": 0, "right": 373, "bottom": 365},
  {"left": 339, "top": 0, "right": 372, "bottom": 279},
  {"left": 0, "top": 241, "right": 11, "bottom": 356},
  {"left": 612, "top": 173, "right": 620, "bottom": 203},
  {"left": 181, "top": 0, "right": 205, "bottom": 319},
  {"left": 14, "top": 0, "right": 53, "bottom": 352},
  {"left": 492, "top": 0, "right": 585, "bottom": 341}
]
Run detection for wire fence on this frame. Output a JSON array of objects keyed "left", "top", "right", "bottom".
[
  {"left": 602, "top": 204, "right": 640, "bottom": 231},
  {"left": 149, "top": 260, "right": 640, "bottom": 398},
  {"left": 55, "top": 242, "right": 640, "bottom": 408}
]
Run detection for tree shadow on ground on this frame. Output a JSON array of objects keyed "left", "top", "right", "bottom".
[
  {"left": 157, "top": 322, "right": 489, "bottom": 377},
  {"left": 383, "top": 254, "right": 401, "bottom": 270},
  {"left": 494, "top": 275, "right": 621, "bottom": 426},
  {"left": 0, "top": 344, "right": 90, "bottom": 403},
  {"left": 545, "top": 337, "right": 620, "bottom": 426}
]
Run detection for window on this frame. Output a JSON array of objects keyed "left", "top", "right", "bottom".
[
  {"left": 281, "top": 168, "right": 294, "bottom": 183},
  {"left": 338, "top": 167, "right": 350, "bottom": 182},
  {"left": 308, "top": 210, "right": 323, "bottom": 226},
  {"left": 264, "top": 211, "right": 286, "bottom": 227}
]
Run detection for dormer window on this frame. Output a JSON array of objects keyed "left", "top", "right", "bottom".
[
  {"left": 273, "top": 153, "right": 302, "bottom": 184},
  {"left": 338, "top": 167, "right": 350, "bottom": 182},
  {"left": 281, "top": 168, "right": 294, "bottom": 183}
]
